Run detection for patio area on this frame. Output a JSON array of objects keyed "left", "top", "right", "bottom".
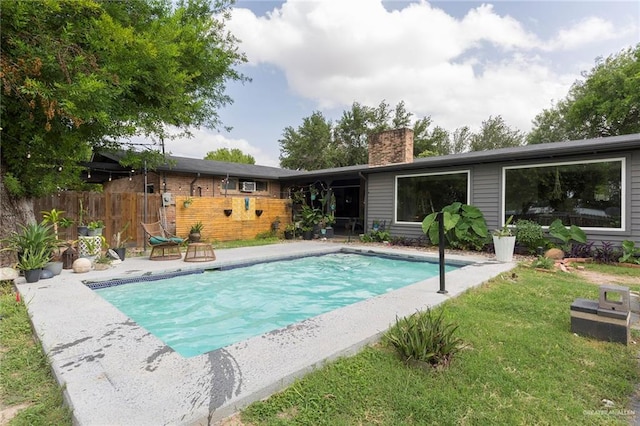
[{"left": 16, "top": 241, "right": 516, "bottom": 425}]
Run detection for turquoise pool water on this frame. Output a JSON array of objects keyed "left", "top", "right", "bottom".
[{"left": 95, "top": 252, "right": 458, "bottom": 357}]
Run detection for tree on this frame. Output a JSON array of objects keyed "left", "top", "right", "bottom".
[
  {"left": 0, "top": 0, "right": 246, "bottom": 198},
  {"left": 279, "top": 112, "right": 335, "bottom": 170},
  {"left": 526, "top": 101, "right": 576, "bottom": 145},
  {"left": 279, "top": 100, "right": 440, "bottom": 169},
  {"left": 469, "top": 116, "right": 525, "bottom": 151},
  {"left": 450, "top": 126, "right": 472, "bottom": 154},
  {"left": 333, "top": 102, "right": 384, "bottom": 166},
  {"left": 204, "top": 148, "right": 255, "bottom": 164},
  {"left": 528, "top": 44, "right": 640, "bottom": 143},
  {"left": 413, "top": 116, "right": 451, "bottom": 157}
]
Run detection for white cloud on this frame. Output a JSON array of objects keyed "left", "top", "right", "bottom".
[
  {"left": 158, "top": 128, "right": 279, "bottom": 167},
  {"left": 545, "top": 17, "right": 631, "bottom": 51},
  {"left": 227, "top": 0, "right": 635, "bottom": 134}
]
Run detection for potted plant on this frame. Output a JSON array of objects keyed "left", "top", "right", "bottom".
[
  {"left": 87, "top": 220, "right": 104, "bottom": 236},
  {"left": 78, "top": 235, "right": 104, "bottom": 261},
  {"left": 41, "top": 208, "right": 73, "bottom": 241},
  {"left": 183, "top": 197, "right": 194, "bottom": 208},
  {"left": 492, "top": 215, "right": 516, "bottom": 262},
  {"left": 1, "top": 222, "right": 58, "bottom": 265},
  {"left": 324, "top": 214, "right": 335, "bottom": 238},
  {"left": 301, "top": 225, "right": 314, "bottom": 240},
  {"left": 189, "top": 221, "right": 204, "bottom": 242},
  {"left": 17, "top": 247, "right": 50, "bottom": 283},
  {"left": 77, "top": 199, "right": 88, "bottom": 236},
  {"left": 93, "top": 253, "right": 112, "bottom": 270},
  {"left": 309, "top": 185, "right": 319, "bottom": 201},
  {"left": 271, "top": 216, "right": 281, "bottom": 232},
  {"left": 111, "top": 222, "right": 130, "bottom": 261},
  {"left": 283, "top": 223, "right": 296, "bottom": 240},
  {"left": 300, "top": 204, "right": 322, "bottom": 237}
]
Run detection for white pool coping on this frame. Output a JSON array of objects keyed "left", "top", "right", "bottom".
[{"left": 16, "top": 241, "right": 516, "bottom": 425}]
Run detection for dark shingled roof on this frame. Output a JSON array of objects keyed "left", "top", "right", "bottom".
[{"left": 99, "top": 133, "right": 639, "bottom": 181}]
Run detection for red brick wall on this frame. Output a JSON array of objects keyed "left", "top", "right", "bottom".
[{"left": 368, "top": 128, "right": 414, "bottom": 167}]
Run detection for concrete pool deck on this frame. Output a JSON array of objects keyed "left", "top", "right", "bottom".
[{"left": 16, "top": 241, "right": 516, "bottom": 425}]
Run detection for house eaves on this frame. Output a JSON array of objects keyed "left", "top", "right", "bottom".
[{"left": 357, "top": 133, "right": 640, "bottom": 175}]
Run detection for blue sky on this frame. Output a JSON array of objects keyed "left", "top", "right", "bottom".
[{"left": 161, "top": 0, "right": 639, "bottom": 166}]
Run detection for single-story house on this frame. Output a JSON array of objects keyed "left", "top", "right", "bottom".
[{"left": 91, "top": 130, "right": 640, "bottom": 246}]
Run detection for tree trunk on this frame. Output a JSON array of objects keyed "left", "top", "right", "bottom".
[{"left": 1, "top": 164, "right": 36, "bottom": 267}]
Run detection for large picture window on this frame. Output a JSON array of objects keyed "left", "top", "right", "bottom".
[
  {"left": 504, "top": 159, "right": 624, "bottom": 229},
  {"left": 396, "top": 172, "right": 469, "bottom": 223}
]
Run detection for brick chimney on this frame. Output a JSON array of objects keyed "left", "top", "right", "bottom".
[{"left": 368, "top": 128, "right": 414, "bottom": 167}]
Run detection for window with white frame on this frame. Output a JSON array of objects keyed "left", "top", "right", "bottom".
[
  {"left": 396, "top": 171, "right": 469, "bottom": 223},
  {"left": 503, "top": 158, "right": 624, "bottom": 229}
]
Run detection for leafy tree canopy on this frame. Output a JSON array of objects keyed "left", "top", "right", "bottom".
[
  {"left": 469, "top": 115, "right": 525, "bottom": 151},
  {"left": 205, "top": 148, "right": 255, "bottom": 164},
  {"left": 1, "top": 0, "right": 246, "bottom": 197},
  {"left": 528, "top": 44, "right": 640, "bottom": 144}
]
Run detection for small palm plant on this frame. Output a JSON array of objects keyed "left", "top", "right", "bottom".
[{"left": 385, "top": 308, "right": 464, "bottom": 369}]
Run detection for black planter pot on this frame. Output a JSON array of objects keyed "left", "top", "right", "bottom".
[
  {"left": 113, "top": 247, "right": 126, "bottom": 261},
  {"left": 189, "top": 233, "right": 201, "bottom": 242},
  {"left": 284, "top": 230, "right": 294, "bottom": 240},
  {"left": 325, "top": 227, "right": 334, "bottom": 239},
  {"left": 24, "top": 269, "right": 41, "bottom": 283},
  {"left": 77, "top": 226, "right": 88, "bottom": 236},
  {"left": 302, "top": 230, "right": 313, "bottom": 240}
]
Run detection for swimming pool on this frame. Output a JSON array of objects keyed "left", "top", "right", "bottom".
[{"left": 93, "top": 252, "right": 459, "bottom": 357}]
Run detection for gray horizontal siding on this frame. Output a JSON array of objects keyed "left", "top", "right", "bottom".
[
  {"left": 366, "top": 172, "right": 396, "bottom": 232},
  {"left": 471, "top": 164, "right": 500, "bottom": 232},
  {"left": 365, "top": 148, "right": 640, "bottom": 249}
]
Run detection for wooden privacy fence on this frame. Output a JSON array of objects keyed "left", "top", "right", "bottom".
[
  {"left": 33, "top": 192, "right": 293, "bottom": 248},
  {"left": 174, "top": 196, "right": 292, "bottom": 242},
  {"left": 33, "top": 192, "right": 162, "bottom": 249}
]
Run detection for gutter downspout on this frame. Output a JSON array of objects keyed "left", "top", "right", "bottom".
[
  {"left": 190, "top": 173, "right": 200, "bottom": 196},
  {"left": 358, "top": 171, "right": 368, "bottom": 232}
]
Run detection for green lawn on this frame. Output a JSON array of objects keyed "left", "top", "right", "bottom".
[
  {"left": 241, "top": 264, "right": 640, "bottom": 425},
  {"left": 1, "top": 260, "right": 639, "bottom": 425},
  {"left": 0, "top": 282, "right": 72, "bottom": 425}
]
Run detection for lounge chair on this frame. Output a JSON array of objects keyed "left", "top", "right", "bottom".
[{"left": 141, "top": 221, "right": 184, "bottom": 260}]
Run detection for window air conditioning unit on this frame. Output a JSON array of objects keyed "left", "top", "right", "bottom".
[{"left": 241, "top": 181, "right": 256, "bottom": 192}]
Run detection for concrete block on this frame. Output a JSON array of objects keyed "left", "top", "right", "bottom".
[
  {"left": 571, "top": 298, "right": 630, "bottom": 344},
  {"left": 598, "top": 284, "right": 630, "bottom": 312}
]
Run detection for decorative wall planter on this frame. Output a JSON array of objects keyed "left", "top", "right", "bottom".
[
  {"left": 493, "top": 236, "right": 516, "bottom": 262},
  {"left": 255, "top": 209, "right": 263, "bottom": 217},
  {"left": 224, "top": 209, "right": 233, "bottom": 216}
]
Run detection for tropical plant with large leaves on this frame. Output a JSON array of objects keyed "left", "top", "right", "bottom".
[{"left": 421, "top": 202, "right": 489, "bottom": 250}]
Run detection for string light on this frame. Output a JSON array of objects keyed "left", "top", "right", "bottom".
[
  {"left": 57, "top": 165, "right": 63, "bottom": 172},
  {"left": 87, "top": 170, "right": 91, "bottom": 179},
  {"left": 27, "top": 152, "right": 31, "bottom": 159},
  {"left": 129, "top": 172, "right": 132, "bottom": 181},
  {"left": 109, "top": 173, "right": 112, "bottom": 182}
]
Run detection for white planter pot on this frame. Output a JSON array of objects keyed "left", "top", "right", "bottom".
[{"left": 493, "top": 236, "right": 516, "bottom": 262}]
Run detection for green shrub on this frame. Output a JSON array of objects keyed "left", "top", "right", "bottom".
[
  {"left": 256, "top": 230, "right": 276, "bottom": 239},
  {"left": 360, "top": 230, "right": 391, "bottom": 243},
  {"left": 619, "top": 240, "right": 640, "bottom": 264},
  {"left": 385, "top": 309, "right": 463, "bottom": 368},
  {"left": 548, "top": 219, "right": 586, "bottom": 252},
  {"left": 514, "top": 219, "right": 546, "bottom": 254},
  {"left": 531, "top": 255, "right": 555, "bottom": 269},
  {"left": 421, "top": 202, "right": 489, "bottom": 250}
]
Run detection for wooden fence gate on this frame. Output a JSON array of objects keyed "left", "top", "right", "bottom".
[{"left": 33, "top": 192, "right": 162, "bottom": 249}]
